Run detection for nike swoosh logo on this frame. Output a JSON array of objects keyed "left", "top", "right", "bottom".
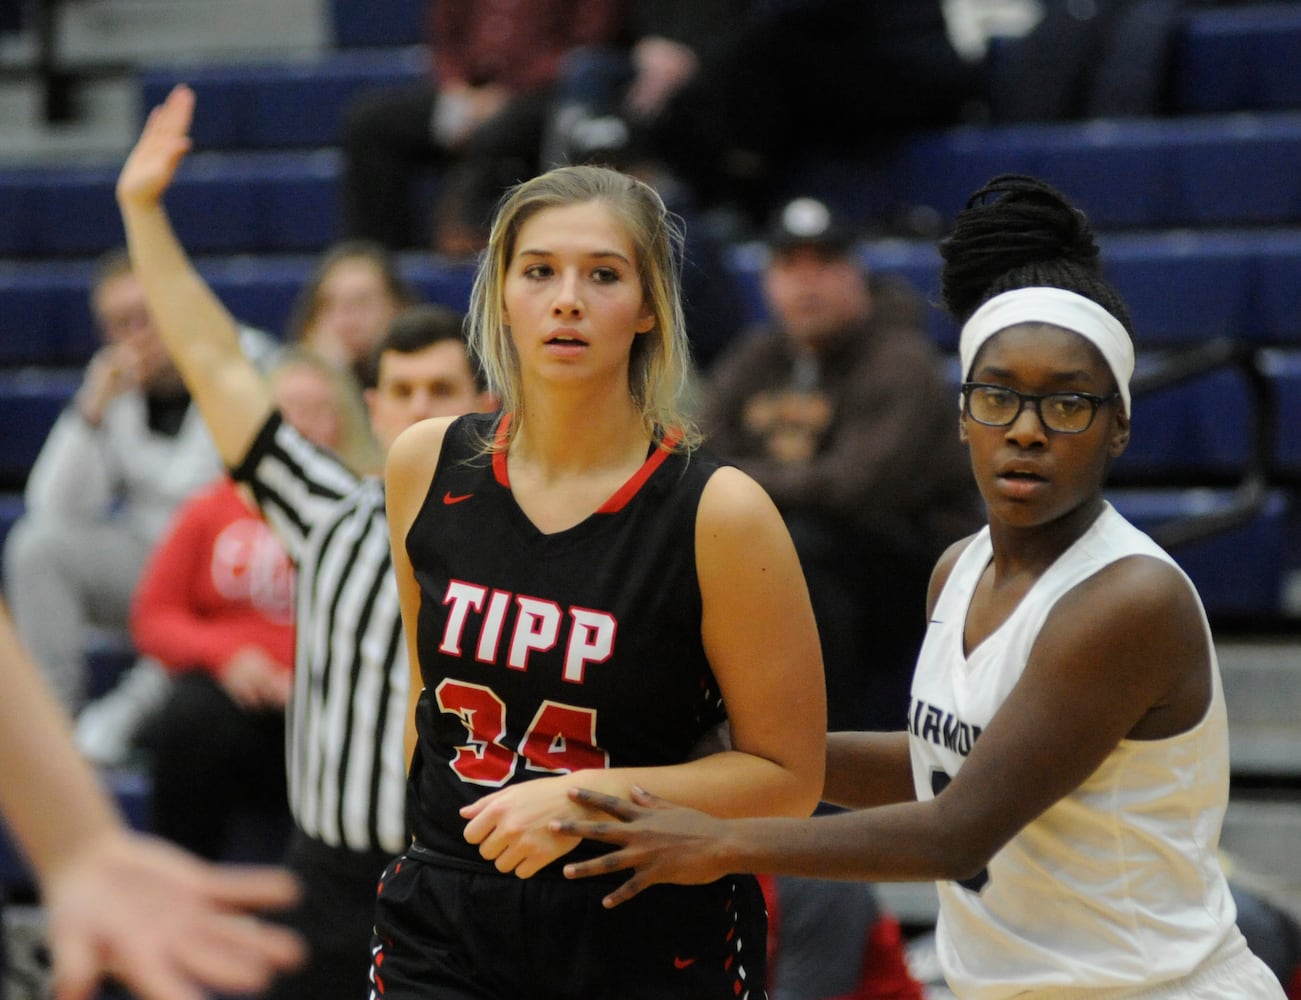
[
  {"left": 673, "top": 957, "right": 696, "bottom": 970},
  {"left": 443, "top": 492, "right": 473, "bottom": 505}
]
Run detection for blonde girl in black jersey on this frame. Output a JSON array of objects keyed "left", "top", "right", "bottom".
[{"left": 377, "top": 164, "right": 826, "bottom": 997}]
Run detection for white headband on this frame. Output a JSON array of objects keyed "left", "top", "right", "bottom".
[{"left": 958, "top": 287, "right": 1134, "bottom": 416}]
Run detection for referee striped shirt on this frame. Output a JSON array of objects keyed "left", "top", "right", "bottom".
[{"left": 232, "top": 412, "right": 408, "bottom": 855}]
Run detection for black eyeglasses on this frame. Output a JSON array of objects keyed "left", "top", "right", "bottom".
[{"left": 961, "top": 382, "right": 1119, "bottom": 434}]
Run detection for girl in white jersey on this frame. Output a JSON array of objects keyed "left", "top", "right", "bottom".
[{"left": 557, "top": 174, "right": 1288, "bottom": 999}]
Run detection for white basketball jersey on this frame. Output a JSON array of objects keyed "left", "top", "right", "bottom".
[{"left": 909, "top": 503, "right": 1238, "bottom": 998}]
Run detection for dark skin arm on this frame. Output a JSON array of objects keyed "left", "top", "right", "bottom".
[
  {"left": 555, "top": 553, "right": 1212, "bottom": 907},
  {"left": 821, "top": 731, "right": 914, "bottom": 809}
]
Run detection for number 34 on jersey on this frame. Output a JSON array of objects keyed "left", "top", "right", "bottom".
[{"left": 434, "top": 579, "right": 616, "bottom": 787}]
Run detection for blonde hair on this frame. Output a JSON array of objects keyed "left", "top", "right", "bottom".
[
  {"left": 465, "top": 164, "right": 699, "bottom": 450},
  {"left": 269, "top": 347, "right": 382, "bottom": 475}
]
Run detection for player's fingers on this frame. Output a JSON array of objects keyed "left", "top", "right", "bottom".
[
  {"left": 191, "top": 910, "right": 306, "bottom": 976},
  {"left": 158, "top": 84, "right": 196, "bottom": 131},
  {"left": 200, "top": 920, "right": 304, "bottom": 991},
  {"left": 549, "top": 818, "right": 630, "bottom": 844},
  {"left": 562, "top": 848, "right": 634, "bottom": 880},
  {"left": 628, "top": 785, "right": 669, "bottom": 808},
  {"left": 601, "top": 873, "right": 651, "bottom": 909},
  {"left": 47, "top": 937, "right": 98, "bottom": 1000},
  {"left": 460, "top": 804, "right": 494, "bottom": 845},
  {"left": 566, "top": 787, "right": 641, "bottom": 820},
  {"left": 490, "top": 840, "right": 518, "bottom": 873},
  {"left": 197, "top": 864, "right": 301, "bottom": 912},
  {"left": 460, "top": 788, "right": 500, "bottom": 821},
  {"left": 114, "top": 962, "right": 206, "bottom": 1000}
]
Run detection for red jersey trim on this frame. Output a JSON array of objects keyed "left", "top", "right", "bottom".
[
  {"left": 598, "top": 428, "right": 682, "bottom": 513},
  {"left": 491, "top": 413, "right": 512, "bottom": 488},
  {"left": 490, "top": 413, "right": 682, "bottom": 513}
]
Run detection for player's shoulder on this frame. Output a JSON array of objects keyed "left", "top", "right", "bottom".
[
  {"left": 695, "top": 465, "right": 789, "bottom": 552},
  {"left": 385, "top": 416, "right": 463, "bottom": 496},
  {"left": 925, "top": 531, "right": 981, "bottom": 617}
]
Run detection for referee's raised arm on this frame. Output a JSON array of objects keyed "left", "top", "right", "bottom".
[{"left": 116, "top": 83, "right": 271, "bottom": 469}]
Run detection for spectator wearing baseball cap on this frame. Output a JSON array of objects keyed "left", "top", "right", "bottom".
[
  {"left": 703, "top": 195, "right": 981, "bottom": 735},
  {"left": 766, "top": 196, "right": 858, "bottom": 256}
]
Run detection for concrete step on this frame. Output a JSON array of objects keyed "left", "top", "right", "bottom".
[
  {"left": 1221, "top": 798, "right": 1301, "bottom": 919},
  {"left": 0, "top": 0, "right": 330, "bottom": 166},
  {"left": 51, "top": 0, "right": 327, "bottom": 66},
  {"left": 1218, "top": 637, "right": 1301, "bottom": 778},
  {"left": 0, "top": 75, "right": 135, "bottom": 165}
]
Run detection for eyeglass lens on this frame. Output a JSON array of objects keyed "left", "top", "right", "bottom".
[{"left": 966, "top": 385, "right": 1101, "bottom": 433}]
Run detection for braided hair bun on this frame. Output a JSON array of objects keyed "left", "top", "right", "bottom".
[{"left": 938, "top": 174, "right": 1133, "bottom": 337}]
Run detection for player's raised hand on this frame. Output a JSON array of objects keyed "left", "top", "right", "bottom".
[
  {"left": 553, "top": 786, "right": 733, "bottom": 907},
  {"left": 116, "top": 83, "right": 195, "bottom": 210}
]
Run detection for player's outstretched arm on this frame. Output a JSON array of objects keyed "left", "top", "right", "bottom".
[
  {"left": 116, "top": 83, "right": 273, "bottom": 467},
  {"left": 0, "top": 598, "right": 304, "bottom": 1000}
]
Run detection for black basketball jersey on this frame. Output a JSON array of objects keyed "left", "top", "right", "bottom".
[{"left": 405, "top": 412, "right": 728, "bottom": 870}]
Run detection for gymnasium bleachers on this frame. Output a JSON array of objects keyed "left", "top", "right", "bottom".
[
  {"left": 0, "top": 0, "right": 1295, "bottom": 688},
  {"left": 0, "top": 20, "right": 1297, "bottom": 589},
  {"left": 2, "top": 2, "right": 1301, "bottom": 988}
]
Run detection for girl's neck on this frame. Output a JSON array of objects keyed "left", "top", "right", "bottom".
[
  {"left": 987, "top": 495, "right": 1107, "bottom": 580},
  {"left": 510, "top": 389, "right": 650, "bottom": 478}
]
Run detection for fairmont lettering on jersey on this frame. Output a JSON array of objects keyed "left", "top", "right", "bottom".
[
  {"left": 439, "top": 580, "right": 616, "bottom": 683},
  {"left": 908, "top": 697, "right": 983, "bottom": 757}
]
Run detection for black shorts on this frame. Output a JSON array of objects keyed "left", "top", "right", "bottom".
[
  {"left": 369, "top": 846, "right": 768, "bottom": 999},
  {"left": 264, "top": 830, "right": 398, "bottom": 1000}
]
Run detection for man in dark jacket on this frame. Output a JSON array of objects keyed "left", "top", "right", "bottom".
[{"left": 703, "top": 197, "right": 982, "bottom": 731}]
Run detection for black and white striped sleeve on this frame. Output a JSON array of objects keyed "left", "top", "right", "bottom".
[{"left": 230, "top": 412, "right": 364, "bottom": 563}]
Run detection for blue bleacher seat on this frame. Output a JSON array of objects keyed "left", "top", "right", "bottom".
[
  {"left": 1169, "top": 115, "right": 1301, "bottom": 227},
  {"left": 827, "top": 114, "right": 1301, "bottom": 234},
  {"left": 330, "top": 0, "right": 425, "bottom": 48},
  {"left": 0, "top": 166, "right": 43, "bottom": 257},
  {"left": 1174, "top": 4, "right": 1301, "bottom": 114},
  {"left": 1114, "top": 364, "right": 1253, "bottom": 482},
  {"left": 1264, "top": 349, "right": 1301, "bottom": 478},
  {"left": 1108, "top": 488, "right": 1291, "bottom": 619},
  {"left": 1251, "top": 231, "right": 1301, "bottom": 346},
  {"left": 245, "top": 152, "right": 343, "bottom": 251},
  {"left": 202, "top": 255, "right": 312, "bottom": 337},
  {"left": 401, "top": 256, "right": 477, "bottom": 313},
  {"left": 1101, "top": 231, "right": 1254, "bottom": 349},
  {"left": 879, "top": 120, "right": 1175, "bottom": 231},
  {"left": 0, "top": 370, "right": 79, "bottom": 488},
  {"left": 0, "top": 492, "right": 23, "bottom": 556},
  {"left": 24, "top": 164, "right": 125, "bottom": 256},
  {"left": 0, "top": 260, "right": 99, "bottom": 366},
  {"left": 0, "top": 151, "right": 345, "bottom": 257},
  {"left": 140, "top": 48, "right": 428, "bottom": 151}
]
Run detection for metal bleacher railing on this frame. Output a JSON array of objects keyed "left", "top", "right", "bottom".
[{"left": 6, "top": 0, "right": 127, "bottom": 124}]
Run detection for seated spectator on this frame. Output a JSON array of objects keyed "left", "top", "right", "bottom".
[
  {"left": 701, "top": 197, "right": 982, "bottom": 732},
  {"left": 284, "top": 240, "right": 418, "bottom": 388},
  {"left": 541, "top": 0, "right": 752, "bottom": 170},
  {"left": 128, "top": 350, "right": 376, "bottom": 862},
  {"left": 339, "top": 0, "right": 622, "bottom": 255},
  {"left": 2, "top": 248, "right": 277, "bottom": 716},
  {"left": 549, "top": 0, "right": 980, "bottom": 230}
]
